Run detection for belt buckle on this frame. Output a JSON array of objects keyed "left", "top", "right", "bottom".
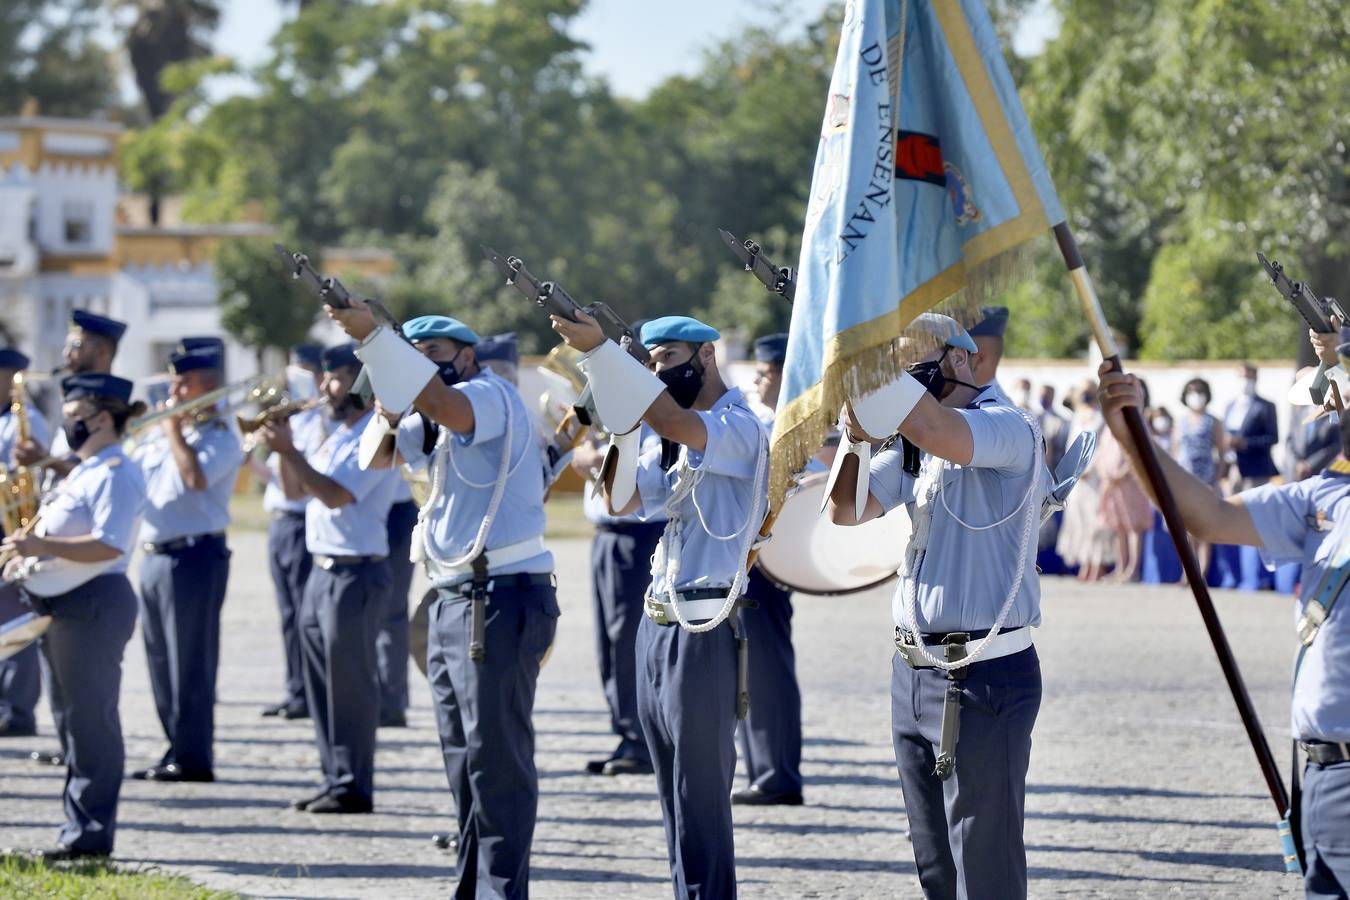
[
  {"left": 644, "top": 595, "right": 669, "bottom": 626},
  {"left": 317, "top": 555, "right": 335, "bottom": 571},
  {"left": 893, "top": 628, "right": 922, "bottom": 668}
]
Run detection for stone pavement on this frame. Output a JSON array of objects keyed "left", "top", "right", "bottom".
[{"left": 0, "top": 530, "right": 1304, "bottom": 898}]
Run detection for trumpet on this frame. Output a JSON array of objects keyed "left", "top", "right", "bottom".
[
  {"left": 238, "top": 397, "right": 324, "bottom": 452},
  {"left": 124, "top": 374, "right": 275, "bottom": 441},
  {"left": 1, "top": 372, "right": 41, "bottom": 536}
]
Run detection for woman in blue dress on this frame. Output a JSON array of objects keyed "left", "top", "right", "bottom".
[{"left": 1173, "top": 376, "right": 1226, "bottom": 574}]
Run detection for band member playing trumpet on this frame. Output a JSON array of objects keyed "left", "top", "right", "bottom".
[
  {"left": 259, "top": 344, "right": 329, "bottom": 721},
  {"left": 552, "top": 312, "right": 769, "bottom": 900},
  {"left": 0, "top": 348, "right": 51, "bottom": 739},
  {"left": 1, "top": 373, "right": 146, "bottom": 860},
  {"left": 130, "top": 344, "right": 244, "bottom": 783},
  {"left": 261, "top": 343, "right": 397, "bottom": 814},
  {"left": 327, "top": 310, "right": 557, "bottom": 898}
]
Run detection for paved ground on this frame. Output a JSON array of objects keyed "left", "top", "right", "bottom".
[{"left": 0, "top": 529, "right": 1304, "bottom": 898}]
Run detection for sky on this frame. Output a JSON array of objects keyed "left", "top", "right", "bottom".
[{"left": 208, "top": 0, "right": 1059, "bottom": 101}]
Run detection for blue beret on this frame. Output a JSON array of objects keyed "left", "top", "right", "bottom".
[
  {"left": 967, "top": 306, "right": 1009, "bottom": 339},
  {"left": 640, "top": 316, "right": 720, "bottom": 348},
  {"left": 476, "top": 332, "right": 518, "bottom": 365},
  {"left": 291, "top": 343, "right": 323, "bottom": 367},
  {"left": 178, "top": 336, "right": 224, "bottom": 355},
  {"left": 909, "top": 313, "right": 978, "bottom": 353},
  {"left": 168, "top": 347, "right": 223, "bottom": 374},
  {"left": 71, "top": 310, "right": 127, "bottom": 343},
  {"left": 0, "top": 348, "right": 30, "bottom": 370},
  {"left": 753, "top": 333, "right": 788, "bottom": 365},
  {"left": 404, "top": 315, "right": 480, "bottom": 346},
  {"left": 62, "top": 373, "right": 134, "bottom": 404},
  {"left": 321, "top": 342, "right": 360, "bottom": 371}
]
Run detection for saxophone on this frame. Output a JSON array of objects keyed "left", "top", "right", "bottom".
[{"left": 0, "top": 372, "right": 40, "bottom": 536}]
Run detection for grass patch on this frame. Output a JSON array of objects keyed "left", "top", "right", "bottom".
[{"left": 0, "top": 855, "right": 238, "bottom": 899}]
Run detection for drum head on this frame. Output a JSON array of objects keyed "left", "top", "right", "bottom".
[
  {"left": 0, "top": 612, "right": 52, "bottom": 661},
  {"left": 408, "top": 589, "right": 436, "bottom": 677},
  {"left": 757, "top": 471, "right": 910, "bottom": 596}
]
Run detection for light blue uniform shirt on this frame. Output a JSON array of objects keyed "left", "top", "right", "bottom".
[
  {"left": 584, "top": 426, "right": 668, "bottom": 527},
  {"left": 37, "top": 443, "right": 146, "bottom": 575},
  {"left": 1242, "top": 472, "right": 1350, "bottom": 742},
  {"left": 869, "top": 385, "right": 1046, "bottom": 633},
  {"left": 262, "top": 408, "right": 329, "bottom": 514},
  {"left": 0, "top": 404, "right": 51, "bottom": 464},
  {"left": 395, "top": 371, "right": 552, "bottom": 577},
  {"left": 305, "top": 409, "right": 397, "bottom": 556},
  {"left": 136, "top": 419, "right": 243, "bottom": 543},
  {"left": 635, "top": 387, "right": 767, "bottom": 593}
]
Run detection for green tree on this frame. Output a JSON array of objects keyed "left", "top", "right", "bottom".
[
  {"left": 216, "top": 239, "right": 320, "bottom": 364},
  {"left": 0, "top": 0, "right": 118, "bottom": 117}
]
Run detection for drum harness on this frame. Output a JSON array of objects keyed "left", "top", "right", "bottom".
[
  {"left": 643, "top": 413, "right": 768, "bottom": 720},
  {"left": 894, "top": 407, "right": 1044, "bottom": 780},
  {"left": 414, "top": 374, "right": 538, "bottom": 663}
]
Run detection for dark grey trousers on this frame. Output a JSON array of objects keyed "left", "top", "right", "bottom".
[
  {"left": 377, "top": 500, "right": 417, "bottom": 719},
  {"left": 267, "top": 512, "right": 311, "bottom": 710},
  {"left": 891, "top": 645, "right": 1041, "bottom": 900},
  {"left": 591, "top": 521, "right": 663, "bottom": 763},
  {"left": 1303, "top": 759, "right": 1350, "bottom": 899},
  {"left": 0, "top": 581, "right": 40, "bottom": 732},
  {"left": 138, "top": 534, "right": 230, "bottom": 772},
  {"left": 300, "top": 559, "right": 390, "bottom": 804},
  {"left": 427, "top": 578, "right": 558, "bottom": 900},
  {"left": 35, "top": 573, "right": 137, "bottom": 853},
  {"left": 637, "top": 615, "right": 739, "bottom": 900},
  {"left": 737, "top": 567, "right": 802, "bottom": 794}
]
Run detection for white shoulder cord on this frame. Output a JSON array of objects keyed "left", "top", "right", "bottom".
[
  {"left": 901, "top": 408, "right": 1043, "bottom": 671},
  {"left": 410, "top": 376, "right": 515, "bottom": 568},
  {"left": 651, "top": 413, "right": 769, "bottom": 634}
]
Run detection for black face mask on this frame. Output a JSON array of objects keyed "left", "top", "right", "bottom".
[
  {"left": 907, "top": 347, "right": 980, "bottom": 401},
  {"left": 436, "top": 348, "right": 468, "bottom": 386},
  {"left": 658, "top": 346, "right": 705, "bottom": 409},
  {"left": 63, "top": 416, "right": 95, "bottom": 452}
]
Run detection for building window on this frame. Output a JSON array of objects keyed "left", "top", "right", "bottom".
[{"left": 63, "top": 201, "right": 93, "bottom": 246}]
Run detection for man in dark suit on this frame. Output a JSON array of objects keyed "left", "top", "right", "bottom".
[
  {"left": 1285, "top": 367, "right": 1343, "bottom": 481},
  {"left": 1223, "top": 363, "right": 1279, "bottom": 490}
]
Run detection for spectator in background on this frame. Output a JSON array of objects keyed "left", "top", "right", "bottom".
[
  {"left": 1285, "top": 366, "right": 1342, "bottom": 481},
  {"left": 1095, "top": 380, "right": 1153, "bottom": 582},
  {"left": 1012, "top": 377, "right": 1033, "bottom": 411},
  {"left": 1223, "top": 362, "right": 1279, "bottom": 491},
  {"left": 1148, "top": 406, "right": 1174, "bottom": 448},
  {"left": 1057, "top": 380, "right": 1114, "bottom": 581},
  {"left": 1175, "top": 376, "right": 1225, "bottom": 574},
  {"left": 1036, "top": 384, "right": 1069, "bottom": 472}
]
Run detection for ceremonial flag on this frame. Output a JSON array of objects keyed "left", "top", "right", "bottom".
[{"left": 772, "top": 0, "right": 1066, "bottom": 503}]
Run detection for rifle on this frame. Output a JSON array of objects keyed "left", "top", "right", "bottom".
[
  {"left": 718, "top": 228, "right": 795, "bottom": 302},
  {"left": 1257, "top": 251, "right": 1347, "bottom": 404},
  {"left": 481, "top": 246, "right": 649, "bottom": 428},
  {"left": 274, "top": 243, "right": 405, "bottom": 404}
]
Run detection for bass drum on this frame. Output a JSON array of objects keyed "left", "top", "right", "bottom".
[{"left": 757, "top": 471, "right": 910, "bottom": 596}]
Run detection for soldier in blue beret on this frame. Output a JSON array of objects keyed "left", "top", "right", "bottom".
[
  {"left": 1, "top": 373, "right": 146, "bottom": 859},
  {"left": 0, "top": 347, "right": 51, "bottom": 739},
  {"left": 129, "top": 344, "right": 244, "bottom": 783},
  {"left": 552, "top": 310, "right": 769, "bottom": 898},
  {"left": 325, "top": 305, "right": 556, "bottom": 891},
  {"left": 733, "top": 332, "right": 806, "bottom": 808},
  {"left": 260, "top": 342, "right": 398, "bottom": 813}
]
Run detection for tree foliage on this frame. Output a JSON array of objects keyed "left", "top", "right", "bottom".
[
  {"left": 216, "top": 238, "right": 321, "bottom": 359},
  {"left": 0, "top": 0, "right": 119, "bottom": 118}
]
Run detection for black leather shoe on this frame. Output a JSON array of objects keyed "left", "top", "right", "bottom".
[
  {"left": 279, "top": 705, "right": 309, "bottom": 720},
  {"left": 431, "top": 832, "right": 458, "bottom": 852},
  {"left": 602, "top": 757, "right": 654, "bottom": 776},
  {"left": 29, "top": 750, "right": 64, "bottom": 766},
  {"left": 306, "top": 794, "right": 372, "bottom": 814},
  {"left": 291, "top": 789, "right": 331, "bottom": 811},
  {"left": 379, "top": 712, "right": 407, "bottom": 728},
  {"left": 584, "top": 756, "right": 614, "bottom": 774},
  {"left": 731, "top": 786, "right": 804, "bottom": 806},
  {"left": 261, "top": 701, "right": 292, "bottom": 717},
  {"left": 130, "top": 764, "right": 215, "bottom": 783}
]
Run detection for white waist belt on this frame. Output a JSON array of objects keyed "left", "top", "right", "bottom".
[
  {"left": 896, "top": 626, "right": 1033, "bottom": 668},
  {"left": 648, "top": 596, "right": 731, "bottom": 623},
  {"left": 423, "top": 535, "right": 548, "bottom": 586}
]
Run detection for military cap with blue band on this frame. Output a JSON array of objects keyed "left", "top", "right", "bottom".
[
  {"left": 403, "top": 315, "right": 480, "bottom": 346},
  {"left": 321, "top": 342, "right": 361, "bottom": 371},
  {"left": 0, "top": 348, "right": 30, "bottom": 370},
  {"left": 292, "top": 343, "right": 323, "bottom": 367},
  {"left": 753, "top": 333, "right": 789, "bottom": 365},
  {"left": 178, "top": 336, "right": 225, "bottom": 355},
  {"left": 168, "top": 347, "right": 224, "bottom": 374},
  {"left": 62, "top": 373, "right": 134, "bottom": 404},
  {"left": 967, "top": 306, "right": 1009, "bottom": 339},
  {"left": 640, "top": 316, "right": 720, "bottom": 348},
  {"left": 70, "top": 310, "right": 128, "bottom": 343},
  {"left": 476, "top": 332, "right": 518, "bottom": 365}
]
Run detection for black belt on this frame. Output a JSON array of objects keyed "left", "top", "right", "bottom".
[
  {"left": 314, "top": 554, "right": 386, "bottom": 569},
  {"left": 597, "top": 519, "right": 665, "bottom": 534},
  {"left": 895, "top": 625, "right": 1024, "bottom": 644},
  {"left": 441, "top": 572, "right": 555, "bottom": 595},
  {"left": 1302, "top": 740, "right": 1350, "bottom": 765},
  {"left": 142, "top": 532, "right": 225, "bottom": 554},
  {"left": 272, "top": 510, "right": 306, "bottom": 521}
]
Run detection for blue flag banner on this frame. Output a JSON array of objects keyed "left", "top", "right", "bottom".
[{"left": 772, "top": 0, "right": 1066, "bottom": 505}]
